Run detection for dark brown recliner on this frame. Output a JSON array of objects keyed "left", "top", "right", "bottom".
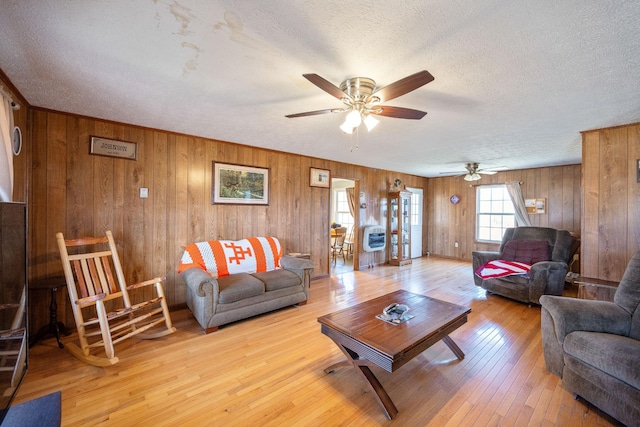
[{"left": 472, "top": 227, "right": 578, "bottom": 305}]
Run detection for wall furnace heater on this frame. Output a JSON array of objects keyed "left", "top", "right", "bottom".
[{"left": 363, "top": 225, "right": 386, "bottom": 252}]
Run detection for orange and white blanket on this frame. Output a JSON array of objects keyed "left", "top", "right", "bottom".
[{"left": 178, "top": 237, "right": 282, "bottom": 278}]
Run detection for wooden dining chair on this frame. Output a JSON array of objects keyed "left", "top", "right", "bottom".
[
  {"left": 343, "top": 226, "right": 355, "bottom": 258},
  {"left": 331, "top": 227, "right": 348, "bottom": 264},
  {"left": 57, "top": 230, "right": 176, "bottom": 366}
]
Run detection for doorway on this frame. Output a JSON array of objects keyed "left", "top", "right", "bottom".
[
  {"left": 406, "top": 187, "right": 423, "bottom": 258},
  {"left": 330, "top": 178, "right": 358, "bottom": 274}
]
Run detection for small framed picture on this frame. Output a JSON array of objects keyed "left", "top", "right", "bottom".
[
  {"left": 525, "top": 198, "right": 546, "bottom": 214},
  {"left": 310, "top": 167, "right": 331, "bottom": 188}
]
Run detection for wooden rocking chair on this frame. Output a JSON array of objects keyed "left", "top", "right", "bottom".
[
  {"left": 56, "top": 230, "right": 176, "bottom": 366},
  {"left": 0, "top": 288, "right": 27, "bottom": 394}
]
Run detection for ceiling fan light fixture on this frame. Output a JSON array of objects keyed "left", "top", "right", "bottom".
[
  {"left": 340, "top": 120, "right": 355, "bottom": 134},
  {"left": 363, "top": 114, "right": 379, "bottom": 132},
  {"left": 287, "top": 71, "right": 434, "bottom": 142},
  {"left": 345, "top": 109, "right": 362, "bottom": 127},
  {"left": 464, "top": 172, "right": 482, "bottom": 181}
]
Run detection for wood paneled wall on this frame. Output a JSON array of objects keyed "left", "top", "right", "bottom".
[
  {"left": 1, "top": 70, "right": 586, "bottom": 336},
  {"left": 426, "top": 164, "right": 582, "bottom": 259},
  {"left": 581, "top": 122, "right": 640, "bottom": 281},
  {"left": 27, "top": 108, "right": 429, "bottom": 330}
]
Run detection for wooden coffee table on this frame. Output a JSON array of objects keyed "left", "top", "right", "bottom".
[{"left": 317, "top": 289, "right": 471, "bottom": 419}]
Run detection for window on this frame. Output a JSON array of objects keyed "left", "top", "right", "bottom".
[
  {"left": 476, "top": 185, "right": 515, "bottom": 242},
  {"left": 333, "top": 189, "right": 354, "bottom": 230},
  {"left": 410, "top": 191, "right": 422, "bottom": 226}
]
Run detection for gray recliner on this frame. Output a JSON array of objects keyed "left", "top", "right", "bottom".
[
  {"left": 539, "top": 251, "right": 640, "bottom": 427},
  {"left": 472, "top": 226, "right": 578, "bottom": 305}
]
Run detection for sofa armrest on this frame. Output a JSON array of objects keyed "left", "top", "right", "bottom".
[
  {"left": 472, "top": 251, "right": 501, "bottom": 266},
  {"left": 281, "top": 256, "right": 314, "bottom": 279},
  {"left": 471, "top": 251, "right": 501, "bottom": 286},
  {"left": 528, "top": 261, "right": 568, "bottom": 301},
  {"left": 280, "top": 256, "right": 314, "bottom": 295},
  {"left": 181, "top": 267, "right": 219, "bottom": 298},
  {"left": 280, "top": 256, "right": 314, "bottom": 271},
  {"left": 539, "top": 295, "right": 631, "bottom": 342}
]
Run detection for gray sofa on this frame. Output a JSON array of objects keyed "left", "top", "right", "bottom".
[
  {"left": 182, "top": 256, "right": 314, "bottom": 333},
  {"left": 472, "top": 226, "right": 577, "bottom": 305},
  {"left": 540, "top": 251, "right": 640, "bottom": 427}
]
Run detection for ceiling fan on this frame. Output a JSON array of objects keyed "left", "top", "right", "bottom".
[
  {"left": 441, "top": 163, "right": 508, "bottom": 181},
  {"left": 285, "top": 70, "right": 434, "bottom": 134}
]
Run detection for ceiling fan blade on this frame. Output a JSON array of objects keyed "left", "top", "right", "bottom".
[
  {"left": 372, "top": 106, "right": 427, "bottom": 120},
  {"left": 370, "top": 70, "right": 434, "bottom": 103},
  {"left": 478, "top": 166, "right": 508, "bottom": 174},
  {"left": 303, "top": 74, "right": 350, "bottom": 101},
  {"left": 285, "top": 108, "right": 343, "bottom": 118}
]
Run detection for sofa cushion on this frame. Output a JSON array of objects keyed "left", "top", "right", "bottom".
[
  {"left": 178, "top": 237, "right": 282, "bottom": 278},
  {"left": 491, "top": 273, "right": 531, "bottom": 286},
  {"left": 502, "top": 239, "right": 551, "bottom": 264},
  {"left": 217, "top": 273, "right": 265, "bottom": 304},
  {"left": 252, "top": 269, "right": 301, "bottom": 292},
  {"left": 564, "top": 331, "right": 640, "bottom": 390}
]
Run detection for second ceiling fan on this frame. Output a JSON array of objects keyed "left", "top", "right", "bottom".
[
  {"left": 285, "top": 70, "right": 434, "bottom": 133},
  {"left": 441, "top": 163, "right": 508, "bottom": 181}
]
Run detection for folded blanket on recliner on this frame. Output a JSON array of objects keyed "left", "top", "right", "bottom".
[
  {"left": 178, "top": 237, "right": 282, "bottom": 277},
  {"left": 475, "top": 260, "right": 531, "bottom": 280}
]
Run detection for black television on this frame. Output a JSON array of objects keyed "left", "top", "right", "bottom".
[{"left": 0, "top": 202, "right": 28, "bottom": 424}]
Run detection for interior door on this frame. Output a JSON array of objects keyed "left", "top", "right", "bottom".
[
  {"left": 330, "top": 178, "right": 359, "bottom": 272},
  {"left": 407, "top": 187, "right": 423, "bottom": 258}
]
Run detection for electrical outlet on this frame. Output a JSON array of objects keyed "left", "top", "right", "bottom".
[
  {"left": 139, "top": 188, "right": 149, "bottom": 198},
  {"left": 454, "top": 241, "right": 459, "bottom": 248}
]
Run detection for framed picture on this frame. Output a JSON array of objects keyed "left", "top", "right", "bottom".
[
  {"left": 525, "top": 198, "right": 546, "bottom": 214},
  {"left": 90, "top": 136, "right": 138, "bottom": 160},
  {"left": 212, "top": 162, "right": 269, "bottom": 205},
  {"left": 310, "top": 167, "right": 330, "bottom": 188}
]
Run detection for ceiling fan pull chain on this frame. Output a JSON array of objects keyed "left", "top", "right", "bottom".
[{"left": 349, "top": 126, "right": 360, "bottom": 152}]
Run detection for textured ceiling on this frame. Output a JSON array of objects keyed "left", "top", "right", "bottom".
[{"left": 1, "top": 1, "right": 639, "bottom": 177}]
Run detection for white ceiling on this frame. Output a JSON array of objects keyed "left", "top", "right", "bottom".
[{"left": 1, "top": 1, "right": 639, "bottom": 177}]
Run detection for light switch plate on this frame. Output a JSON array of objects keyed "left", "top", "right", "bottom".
[{"left": 139, "top": 188, "right": 149, "bottom": 198}]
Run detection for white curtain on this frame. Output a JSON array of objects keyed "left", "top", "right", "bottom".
[
  {"left": 506, "top": 181, "right": 532, "bottom": 226},
  {"left": 0, "top": 92, "right": 14, "bottom": 202},
  {"left": 345, "top": 187, "right": 356, "bottom": 219}
]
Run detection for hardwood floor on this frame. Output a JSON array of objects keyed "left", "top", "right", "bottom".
[
  {"left": 16, "top": 256, "right": 621, "bottom": 426},
  {"left": 331, "top": 254, "right": 354, "bottom": 275}
]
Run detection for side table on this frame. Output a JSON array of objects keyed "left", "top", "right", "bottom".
[
  {"left": 29, "top": 277, "right": 70, "bottom": 349},
  {"left": 575, "top": 276, "right": 619, "bottom": 302},
  {"left": 286, "top": 252, "right": 311, "bottom": 259}
]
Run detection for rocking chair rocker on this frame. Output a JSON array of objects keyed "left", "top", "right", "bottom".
[{"left": 56, "top": 230, "right": 176, "bottom": 366}]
